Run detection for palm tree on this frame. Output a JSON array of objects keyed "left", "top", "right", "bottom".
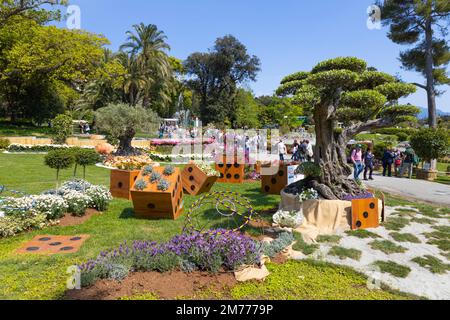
[
  {"left": 117, "top": 52, "right": 149, "bottom": 106},
  {"left": 120, "top": 23, "right": 173, "bottom": 109}
]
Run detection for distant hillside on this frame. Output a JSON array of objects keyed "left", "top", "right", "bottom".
[{"left": 417, "top": 107, "right": 450, "bottom": 119}]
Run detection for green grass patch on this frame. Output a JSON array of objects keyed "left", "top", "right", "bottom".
[
  {"left": 328, "top": 246, "right": 362, "bottom": 261},
  {"left": 389, "top": 232, "right": 421, "bottom": 244},
  {"left": 411, "top": 255, "right": 450, "bottom": 274},
  {"left": 424, "top": 226, "right": 450, "bottom": 252},
  {"left": 231, "top": 260, "right": 413, "bottom": 300},
  {"left": 292, "top": 232, "right": 319, "bottom": 256},
  {"left": 345, "top": 229, "right": 381, "bottom": 239},
  {"left": 316, "top": 235, "right": 342, "bottom": 244},
  {"left": 369, "top": 240, "right": 407, "bottom": 254},
  {"left": 393, "top": 210, "right": 417, "bottom": 218},
  {"left": 373, "top": 261, "right": 411, "bottom": 278},
  {"left": 383, "top": 217, "right": 410, "bottom": 231},
  {"left": 411, "top": 217, "right": 437, "bottom": 225}
]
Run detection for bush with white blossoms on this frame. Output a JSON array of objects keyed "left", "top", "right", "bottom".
[
  {"left": 299, "top": 188, "right": 319, "bottom": 202},
  {"left": 3, "top": 195, "right": 68, "bottom": 220},
  {"left": 85, "top": 185, "right": 112, "bottom": 211},
  {"left": 273, "top": 210, "right": 304, "bottom": 228},
  {"left": 63, "top": 190, "right": 91, "bottom": 216}
]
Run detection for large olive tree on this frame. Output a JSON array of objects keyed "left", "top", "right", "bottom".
[
  {"left": 95, "top": 103, "right": 160, "bottom": 156},
  {"left": 277, "top": 57, "right": 420, "bottom": 199}
]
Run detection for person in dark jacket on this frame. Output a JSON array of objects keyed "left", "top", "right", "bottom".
[
  {"left": 382, "top": 148, "right": 395, "bottom": 177},
  {"left": 363, "top": 148, "right": 375, "bottom": 181}
]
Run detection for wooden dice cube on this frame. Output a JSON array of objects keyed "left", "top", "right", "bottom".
[
  {"left": 215, "top": 162, "right": 245, "bottom": 184},
  {"left": 261, "top": 163, "right": 289, "bottom": 195},
  {"left": 130, "top": 167, "right": 184, "bottom": 220},
  {"left": 351, "top": 198, "right": 380, "bottom": 230},
  {"left": 182, "top": 164, "right": 218, "bottom": 196},
  {"left": 110, "top": 169, "right": 140, "bottom": 200}
]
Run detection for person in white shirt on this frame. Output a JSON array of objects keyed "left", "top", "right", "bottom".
[{"left": 278, "top": 139, "right": 287, "bottom": 161}]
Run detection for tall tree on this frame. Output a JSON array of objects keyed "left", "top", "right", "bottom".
[
  {"left": 377, "top": 0, "right": 450, "bottom": 128},
  {"left": 0, "top": 0, "right": 67, "bottom": 26},
  {"left": 120, "top": 23, "right": 173, "bottom": 110},
  {"left": 184, "top": 35, "right": 261, "bottom": 125},
  {"left": 278, "top": 57, "right": 420, "bottom": 199}
]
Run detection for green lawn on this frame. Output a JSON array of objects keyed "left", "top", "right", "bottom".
[{"left": 0, "top": 153, "right": 421, "bottom": 300}]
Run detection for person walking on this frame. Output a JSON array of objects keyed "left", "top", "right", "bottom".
[
  {"left": 351, "top": 144, "right": 364, "bottom": 181},
  {"left": 399, "top": 144, "right": 417, "bottom": 179},
  {"left": 382, "top": 148, "right": 395, "bottom": 177},
  {"left": 299, "top": 140, "right": 307, "bottom": 162},
  {"left": 393, "top": 148, "right": 402, "bottom": 177},
  {"left": 278, "top": 139, "right": 287, "bottom": 161},
  {"left": 291, "top": 139, "right": 300, "bottom": 161},
  {"left": 305, "top": 140, "right": 314, "bottom": 162},
  {"left": 363, "top": 147, "right": 375, "bottom": 181}
]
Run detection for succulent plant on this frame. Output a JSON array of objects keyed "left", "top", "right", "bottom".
[
  {"left": 157, "top": 178, "right": 170, "bottom": 191},
  {"left": 163, "top": 165, "right": 175, "bottom": 176},
  {"left": 142, "top": 165, "right": 154, "bottom": 176},
  {"left": 134, "top": 179, "right": 148, "bottom": 191},
  {"left": 150, "top": 172, "right": 162, "bottom": 183}
]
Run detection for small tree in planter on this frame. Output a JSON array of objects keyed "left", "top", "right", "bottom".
[
  {"left": 44, "top": 150, "right": 75, "bottom": 187},
  {"left": 52, "top": 114, "right": 73, "bottom": 145},
  {"left": 410, "top": 128, "right": 449, "bottom": 179},
  {"left": 73, "top": 148, "right": 102, "bottom": 179},
  {"left": 277, "top": 57, "right": 420, "bottom": 199},
  {"left": 95, "top": 103, "right": 160, "bottom": 156}
]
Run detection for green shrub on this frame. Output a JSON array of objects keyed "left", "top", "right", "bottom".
[
  {"left": 262, "top": 232, "right": 295, "bottom": 258},
  {"left": 163, "top": 165, "right": 175, "bottom": 176},
  {"left": 295, "top": 162, "right": 321, "bottom": 178},
  {"left": 410, "top": 128, "right": 449, "bottom": 163},
  {"left": 0, "top": 137, "right": 10, "bottom": 150},
  {"left": 0, "top": 214, "right": 52, "bottom": 238},
  {"left": 150, "top": 172, "right": 162, "bottom": 183},
  {"left": 134, "top": 179, "right": 148, "bottom": 191},
  {"left": 157, "top": 178, "right": 170, "bottom": 191},
  {"left": 44, "top": 149, "right": 75, "bottom": 185},
  {"left": 51, "top": 114, "right": 73, "bottom": 144}
]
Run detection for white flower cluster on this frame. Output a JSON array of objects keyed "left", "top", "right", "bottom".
[
  {"left": 85, "top": 185, "right": 112, "bottom": 211},
  {"left": 60, "top": 190, "right": 92, "bottom": 216},
  {"left": 2, "top": 180, "right": 112, "bottom": 220},
  {"left": 3, "top": 195, "right": 68, "bottom": 220},
  {"left": 273, "top": 210, "right": 304, "bottom": 228},
  {"left": 299, "top": 188, "right": 319, "bottom": 202}
]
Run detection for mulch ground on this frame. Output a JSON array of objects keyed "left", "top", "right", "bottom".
[
  {"left": 65, "top": 271, "right": 237, "bottom": 300},
  {"left": 58, "top": 209, "right": 101, "bottom": 227}
]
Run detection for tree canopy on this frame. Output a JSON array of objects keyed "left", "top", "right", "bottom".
[
  {"left": 278, "top": 57, "right": 420, "bottom": 199},
  {"left": 377, "top": 0, "right": 450, "bottom": 128},
  {"left": 184, "top": 35, "right": 261, "bottom": 125}
]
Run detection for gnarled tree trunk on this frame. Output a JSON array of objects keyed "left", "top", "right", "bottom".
[
  {"left": 312, "top": 104, "right": 361, "bottom": 200},
  {"left": 115, "top": 129, "right": 141, "bottom": 156}
]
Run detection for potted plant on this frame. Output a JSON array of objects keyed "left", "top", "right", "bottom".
[
  {"left": 105, "top": 155, "right": 158, "bottom": 200},
  {"left": 182, "top": 161, "right": 220, "bottom": 196},
  {"left": 130, "top": 166, "right": 184, "bottom": 220},
  {"left": 410, "top": 128, "right": 449, "bottom": 181}
]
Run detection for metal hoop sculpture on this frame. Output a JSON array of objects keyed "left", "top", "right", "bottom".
[{"left": 183, "top": 191, "right": 257, "bottom": 236}]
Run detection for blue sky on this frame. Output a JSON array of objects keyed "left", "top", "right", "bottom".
[{"left": 59, "top": 0, "right": 450, "bottom": 112}]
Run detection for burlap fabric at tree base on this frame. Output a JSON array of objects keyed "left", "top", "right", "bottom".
[
  {"left": 295, "top": 200, "right": 352, "bottom": 243},
  {"left": 294, "top": 199, "right": 383, "bottom": 243}
]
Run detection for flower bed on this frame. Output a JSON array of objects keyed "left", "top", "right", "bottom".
[
  {"left": 6, "top": 144, "right": 94, "bottom": 153},
  {"left": 78, "top": 230, "right": 261, "bottom": 287},
  {"left": 150, "top": 138, "right": 214, "bottom": 146},
  {"left": 0, "top": 180, "right": 112, "bottom": 238}
]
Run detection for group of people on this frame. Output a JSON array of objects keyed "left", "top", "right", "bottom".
[
  {"left": 78, "top": 121, "right": 91, "bottom": 135},
  {"left": 382, "top": 145, "right": 418, "bottom": 179},
  {"left": 351, "top": 143, "right": 418, "bottom": 181},
  {"left": 276, "top": 139, "right": 313, "bottom": 162}
]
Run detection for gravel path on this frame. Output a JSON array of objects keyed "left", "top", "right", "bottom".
[{"left": 292, "top": 206, "right": 450, "bottom": 300}]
